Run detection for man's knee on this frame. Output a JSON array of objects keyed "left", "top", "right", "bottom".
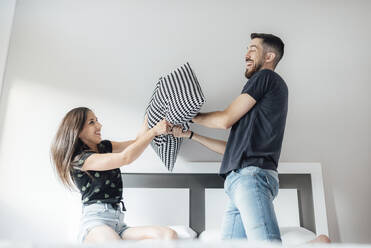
[{"left": 317, "top": 234, "right": 331, "bottom": 243}]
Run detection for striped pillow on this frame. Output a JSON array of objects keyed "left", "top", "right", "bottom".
[{"left": 146, "top": 62, "right": 205, "bottom": 171}]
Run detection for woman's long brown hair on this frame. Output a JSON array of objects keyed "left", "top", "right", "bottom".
[{"left": 50, "top": 107, "right": 91, "bottom": 190}]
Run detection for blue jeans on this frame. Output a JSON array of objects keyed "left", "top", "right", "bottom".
[{"left": 221, "top": 166, "right": 281, "bottom": 242}]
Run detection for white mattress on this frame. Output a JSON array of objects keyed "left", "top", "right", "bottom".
[
  {"left": 199, "top": 226, "right": 317, "bottom": 245},
  {"left": 0, "top": 226, "right": 325, "bottom": 247},
  {"left": 0, "top": 240, "right": 370, "bottom": 248}
]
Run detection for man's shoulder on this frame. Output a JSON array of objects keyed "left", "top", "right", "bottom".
[
  {"left": 255, "top": 69, "right": 286, "bottom": 87},
  {"left": 254, "top": 69, "right": 280, "bottom": 79}
]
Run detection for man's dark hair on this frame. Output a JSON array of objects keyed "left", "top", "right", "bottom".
[{"left": 251, "top": 33, "right": 284, "bottom": 67}]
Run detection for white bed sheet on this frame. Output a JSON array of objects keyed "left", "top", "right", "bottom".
[
  {"left": 199, "top": 226, "right": 316, "bottom": 245},
  {"left": 1, "top": 240, "right": 371, "bottom": 248}
]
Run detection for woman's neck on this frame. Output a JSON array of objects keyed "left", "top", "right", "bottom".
[{"left": 81, "top": 140, "right": 98, "bottom": 152}]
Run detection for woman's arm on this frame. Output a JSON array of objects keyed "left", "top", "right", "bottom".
[
  {"left": 82, "top": 119, "right": 171, "bottom": 171},
  {"left": 111, "top": 140, "right": 135, "bottom": 153},
  {"left": 172, "top": 126, "right": 227, "bottom": 155},
  {"left": 111, "top": 114, "right": 149, "bottom": 153}
]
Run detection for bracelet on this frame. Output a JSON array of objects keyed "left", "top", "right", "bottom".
[
  {"left": 189, "top": 131, "right": 194, "bottom": 140},
  {"left": 189, "top": 119, "right": 194, "bottom": 123}
]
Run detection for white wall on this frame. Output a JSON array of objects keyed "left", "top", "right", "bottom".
[
  {"left": 0, "top": 0, "right": 16, "bottom": 99},
  {"left": 0, "top": 0, "right": 370, "bottom": 243}
]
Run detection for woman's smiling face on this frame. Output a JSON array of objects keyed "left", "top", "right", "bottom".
[{"left": 78, "top": 111, "right": 102, "bottom": 148}]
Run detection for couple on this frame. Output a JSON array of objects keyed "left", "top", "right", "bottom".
[{"left": 50, "top": 33, "right": 330, "bottom": 244}]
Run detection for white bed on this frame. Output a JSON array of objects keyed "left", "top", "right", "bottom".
[
  {"left": 120, "top": 162, "right": 327, "bottom": 245},
  {"left": 3, "top": 163, "right": 367, "bottom": 247},
  {"left": 0, "top": 240, "right": 369, "bottom": 248}
]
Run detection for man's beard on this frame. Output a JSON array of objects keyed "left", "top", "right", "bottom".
[{"left": 245, "top": 60, "right": 263, "bottom": 79}]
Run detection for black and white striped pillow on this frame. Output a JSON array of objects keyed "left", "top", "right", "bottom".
[{"left": 146, "top": 62, "right": 205, "bottom": 171}]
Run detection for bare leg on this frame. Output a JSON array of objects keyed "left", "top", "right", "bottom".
[
  {"left": 307, "top": 234, "right": 331, "bottom": 244},
  {"left": 84, "top": 225, "right": 122, "bottom": 244},
  {"left": 121, "top": 226, "right": 178, "bottom": 240}
]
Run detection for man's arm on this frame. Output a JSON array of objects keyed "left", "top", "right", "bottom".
[
  {"left": 192, "top": 132, "right": 227, "bottom": 155},
  {"left": 193, "top": 93, "right": 257, "bottom": 129},
  {"left": 172, "top": 127, "right": 227, "bottom": 155}
]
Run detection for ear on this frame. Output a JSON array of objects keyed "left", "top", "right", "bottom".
[{"left": 265, "top": 52, "right": 276, "bottom": 63}]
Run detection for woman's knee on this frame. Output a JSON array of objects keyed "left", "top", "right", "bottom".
[
  {"left": 154, "top": 227, "right": 178, "bottom": 240},
  {"left": 165, "top": 228, "right": 178, "bottom": 240}
]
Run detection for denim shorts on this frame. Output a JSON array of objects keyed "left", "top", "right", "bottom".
[{"left": 78, "top": 202, "right": 130, "bottom": 242}]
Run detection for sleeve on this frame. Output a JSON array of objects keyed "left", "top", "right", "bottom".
[
  {"left": 98, "top": 140, "right": 112, "bottom": 153},
  {"left": 71, "top": 151, "right": 94, "bottom": 169},
  {"left": 241, "top": 71, "right": 272, "bottom": 101}
]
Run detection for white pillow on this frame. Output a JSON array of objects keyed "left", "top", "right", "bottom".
[
  {"left": 198, "top": 229, "right": 221, "bottom": 242},
  {"left": 280, "top": 226, "right": 316, "bottom": 245},
  {"left": 168, "top": 225, "right": 197, "bottom": 240},
  {"left": 198, "top": 227, "right": 316, "bottom": 245}
]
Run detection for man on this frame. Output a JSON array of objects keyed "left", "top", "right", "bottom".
[{"left": 173, "top": 33, "right": 287, "bottom": 242}]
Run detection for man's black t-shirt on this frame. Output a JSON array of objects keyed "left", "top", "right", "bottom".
[
  {"left": 71, "top": 140, "right": 123, "bottom": 205},
  {"left": 220, "top": 69, "right": 288, "bottom": 176}
]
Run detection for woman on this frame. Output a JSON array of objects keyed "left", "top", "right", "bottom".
[{"left": 50, "top": 107, "right": 177, "bottom": 243}]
